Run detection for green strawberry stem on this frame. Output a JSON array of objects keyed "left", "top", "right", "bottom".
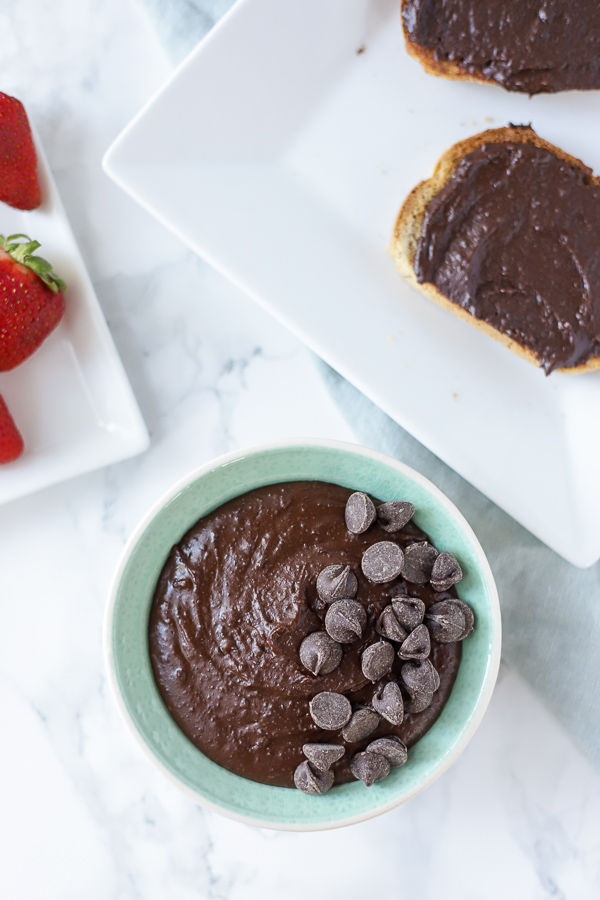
[{"left": 0, "top": 233, "right": 66, "bottom": 294}]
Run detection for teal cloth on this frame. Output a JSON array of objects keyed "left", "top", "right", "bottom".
[
  {"left": 133, "top": 0, "right": 600, "bottom": 768},
  {"left": 133, "top": 0, "right": 236, "bottom": 63}
]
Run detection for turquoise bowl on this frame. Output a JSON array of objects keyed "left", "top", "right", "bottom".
[{"left": 105, "top": 439, "right": 501, "bottom": 830}]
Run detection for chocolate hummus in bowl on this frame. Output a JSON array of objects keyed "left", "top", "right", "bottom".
[{"left": 105, "top": 440, "right": 500, "bottom": 830}]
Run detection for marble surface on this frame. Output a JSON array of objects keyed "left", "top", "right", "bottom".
[{"left": 2, "top": 1, "right": 600, "bottom": 897}]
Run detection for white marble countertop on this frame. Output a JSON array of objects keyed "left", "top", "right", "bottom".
[{"left": 2, "top": 2, "right": 600, "bottom": 897}]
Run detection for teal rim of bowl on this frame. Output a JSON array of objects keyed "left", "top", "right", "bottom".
[{"left": 105, "top": 439, "right": 501, "bottom": 830}]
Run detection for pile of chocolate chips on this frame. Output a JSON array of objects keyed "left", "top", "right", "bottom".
[{"left": 294, "top": 492, "right": 475, "bottom": 795}]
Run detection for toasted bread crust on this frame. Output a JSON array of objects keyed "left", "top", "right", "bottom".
[
  {"left": 389, "top": 126, "right": 600, "bottom": 374},
  {"left": 401, "top": 2, "right": 492, "bottom": 88}
]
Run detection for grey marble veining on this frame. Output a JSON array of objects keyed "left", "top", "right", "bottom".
[{"left": 1, "top": 1, "right": 600, "bottom": 898}]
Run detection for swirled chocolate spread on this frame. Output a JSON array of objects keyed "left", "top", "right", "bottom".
[
  {"left": 402, "top": 0, "right": 600, "bottom": 94},
  {"left": 149, "top": 482, "right": 462, "bottom": 788},
  {"left": 413, "top": 136, "right": 600, "bottom": 373}
]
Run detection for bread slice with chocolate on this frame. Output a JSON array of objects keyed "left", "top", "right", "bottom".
[
  {"left": 389, "top": 126, "right": 600, "bottom": 374},
  {"left": 401, "top": 0, "right": 600, "bottom": 94}
]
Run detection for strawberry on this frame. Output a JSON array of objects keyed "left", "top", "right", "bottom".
[
  {"left": 0, "top": 92, "right": 41, "bottom": 210},
  {"left": 0, "top": 394, "right": 24, "bottom": 463},
  {"left": 0, "top": 234, "right": 66, "bottom": 371}
]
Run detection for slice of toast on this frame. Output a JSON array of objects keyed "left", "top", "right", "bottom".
[
  {"left": 389, "top": 126, "right": 600, "bottom": 374},
  {"left": 400, "top": 0, "right": 600, "bottom": 94}
]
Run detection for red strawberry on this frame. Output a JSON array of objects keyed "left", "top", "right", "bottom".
[
  {"left": 0, "top": 234, "right": 66, "bottom": 371},
  {"left": 0, "top": 92, "right": 41, "bottom": 210},
  {"left": 0, "top": 394, "right": 24, "bottom": 463}
]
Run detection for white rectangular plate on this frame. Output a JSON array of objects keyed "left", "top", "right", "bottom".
[
  {"left": 103, "top": 0, "right": 600, "bottom": 566},
  {"left": 0, "top": 126, "right": 148, "bottom": 504}
]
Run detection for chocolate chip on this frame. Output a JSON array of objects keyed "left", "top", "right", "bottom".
[
  {"left": 366, "top": 736, "right": 408, "bottom": 767},
  {"left": 426, "top": 599, "right": 474, "bottom": 642},
  {"left": 402, "top": 542, "right": 439, "bottom": 583},
  {"left": 398, "top": 624, "right": 431, "bottom": 660},
  {"left": 345, "top": 492, "right": 376, "bottom": 534},
  {"left": 325, "top": 599, "right": 367, "bottom": 643},
  {"left": 406, "top": 690, "right": 434, "bottom": 713},
  {"left": 391, "top": 595, "right": 425, "bottom": 632},
  {"left": 376, "top": 605, "right": 408, "bottom": 643},
  {"left": 302, "top": 743, "right": 345, "bottom": 772},
  {"left": 456, "top": 600, "right": 475, "bottom": 638},
  {"left": 309, "top": 691, "right": 352, "bottom": 730},
  {"left": 376, "top": 501, "right": 415, "bottom": 533},
  {"left": 372, "top": 681, "right": 404, "bottom": 725},
  {"left": 316, "top": 564, "right": 358, "bottom": 603},
  {"left": 361, "top": 641, "right": 395, "bottom": 681},
  {"left": 361, "top": 541, "right": 404, "bottom": 584},
  {"left": 430, "top": 552, "right": 463, "bottom": 591},
  {"left": 342, "top": 707, "right": 380, "bottom": 743},
  {"left": 401, "top": 659, "right": 440, "bottom": 694},
  {"left": 350, "top": 751, "right": 391, "bottom": 786},
  {"left": 294, "top": 760, "right": 334, "bottom": 795},
  {"left": 299, "top": 632, "right": 343, "bottom": 675}
]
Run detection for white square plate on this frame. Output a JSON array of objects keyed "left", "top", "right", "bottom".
[
  {"left": 103, "top": 0, "right": 600, "bottom": 566},
  {"left": 0, "top": 126, "right": 148, "bottom": 504}
]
